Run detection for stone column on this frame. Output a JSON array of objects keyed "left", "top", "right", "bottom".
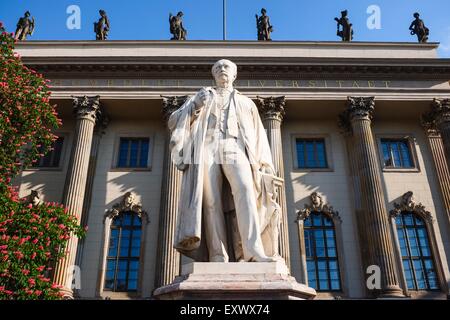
[
  {"left": 154, "top": 96, "right": 187, "bottom": 288},
  {"left": 422, "top": 99, "right": 450, "bottom": 224},
  {"left": 257, "top": 96, "right": 290, "bottom": 269},
  {"left": 52, "top": 96, "right": 102, "bottom": 298},
  {"left": 339, "top": 97, "right": 403, "bottom": 297},
  {"left": 75, "top": 113, "right": 109, "bottom": 273}
]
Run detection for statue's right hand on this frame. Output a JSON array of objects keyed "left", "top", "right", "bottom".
[{"left": 194, "top": 88, "right": 209, "bottom": 110}]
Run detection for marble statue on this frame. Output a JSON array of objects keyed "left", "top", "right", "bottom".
[
  {"left": 14, "top": 11, "right": 35, "bottom": 41},
  {"left": 409, "top": 12, "right": 429, "bottom": 43},
  {"left": 168, "top": 59, "right": 281, "bottom": 263},
  {"left": 335, "top": 10, "right": 353, "bottom": 41},
  {"left": 169, "top": 12, "right": 187, "bottom": 40},
  {"left": 94, "top": 10, "right": 110, "bottom": 40},
  {"left": 255, "top": 8, "right": 273, "bottom": 41}
]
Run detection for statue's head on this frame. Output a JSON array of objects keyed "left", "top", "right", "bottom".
[
  {"left": 177, "top": 11, "right": 184, "bottom": 17},
  {"left": 261, "top": 8, "right": 267, "bottom": 15},
  {"left": 25, "top": 11, "right": 31, "bottom": 17},
  {"left": 211, "top": 59, "right": 237, "bottom": 86},
  {"left": 414, "top": 12, "right": 420, "bottom": 18},
  {"left": 402, "top": 191, "right": 415, "bottom": 208},
  {"left": 123, "top": 192, "right": 136, "bottom": 208},
  {"left": 341, "top": 10, "right": 348, "bottom": 17},
  {"left": 310, "top": 192, "right": 322, "bottom": 208},
  {"left": 29, "top": 190, "right": 41, "bottom": 206},
  {"left": 99, "top": 10, "right": 106, "bottom": 16}
]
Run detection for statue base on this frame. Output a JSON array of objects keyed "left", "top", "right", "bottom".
[{"left": 153, "top": 261, "right": 316, "bottom": 300}]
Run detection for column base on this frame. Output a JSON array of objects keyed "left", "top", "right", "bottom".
[
  {"left": 375, "top": 285, "right": 405, "bottom": 299},
  {"left": 153, "top": 261, "right": 316, "bottom": 300},
  {"left": 60, "top": 287, "right": 74, "bottom": 300}
]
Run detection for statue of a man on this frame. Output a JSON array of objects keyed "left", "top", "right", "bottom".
[
  {"left": 168, "top": 59, "right": 281, "bottom": 263},
  {"left": 169, "top": 12, "right": 187, "bottom": 40},
  {"left": 14, "top": 11, "right": 35, "bottom": 41},
  {"left": 255, "top": 8, "right": 273, "bottom": 41},
  {"left": 94, "top": 10, "right": 110, "bottom": 40},
  {"left": 335, "top": 10, "right": 353, "bottom": 41},
  {"left": 409, "top": 12, "right": 429, "bottom": 43}
]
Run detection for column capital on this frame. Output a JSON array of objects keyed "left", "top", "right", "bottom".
[
  {"left": 422, "top": 98, "right": 450, "bottom": 131},
  {"left": 161, "top": 95, "right": 188, "bottom": 123},
  {"left": 338, "top": 96, "right": 375, "bottom": 134},
  {"left": 72, "top": 95, "right": 101, "bottom": 123},
  {"left": 256, "top": 96, "right": 286, "bottom": 122}
]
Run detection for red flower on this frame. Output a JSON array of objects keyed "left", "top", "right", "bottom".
[
  {"left": 28, "top": 278, "right": 36, "bottom": 286},
  {"left": 22, "top": 269, "right": 30, "bottom": 275}
]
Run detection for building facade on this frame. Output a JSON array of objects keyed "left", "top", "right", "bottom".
[{"left": 14, "top": 40, "right": 450, "bottom": 299}]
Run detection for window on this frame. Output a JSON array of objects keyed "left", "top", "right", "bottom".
[
  {"left": 396, "top": 212, "right": 439, "bottom": 291},
  {"left": 117, "top": 138, "right": 150, "bottom": 168},
  {"left": 304, "top": 212, "right": 341, "bottom": 291},
  {"left": 33, "top": 137, "right": 64, "bottom": 168},
  {"left": 104, "top": 212, "right": 142, "bottom": 292},
  {"left": 296, "top": 138, "right": 328, "bottom": 169},
  {"left": 380, "top": 139, "right": 413, "bottom": 169}
]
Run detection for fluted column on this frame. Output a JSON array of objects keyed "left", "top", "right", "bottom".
[
  {"left": 257, "top": 96, "right": 290, "bottom": 269},
  {"left": 53, "top": 96, "right": 102, "bottom": 298},
  {"left": 422, "top": 100, "right": 450, "bottom": 223},
  {"left": 75, "top": 113, "right": 109, "bottom": 277},
  {"left": 154, "top": 96, "right": 187, "bottom": 288},
  {"left": 339, "top": 97, "right": 403, "bottom": 297}
]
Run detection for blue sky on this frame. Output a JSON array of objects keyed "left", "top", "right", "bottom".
[{"left": 1, "top": 0, "right": 450, "bottom": 57}]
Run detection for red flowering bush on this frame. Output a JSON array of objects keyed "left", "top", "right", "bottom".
[{"left": 0, "top": 23, "right": 85, "bottom": 299}]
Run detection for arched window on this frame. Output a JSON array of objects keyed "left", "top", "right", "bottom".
[
  {"left": 390, "top": 191, "right": 442, "bottom": 293},
  {"left": 297, "top": 192, "right": 342, "bottom": 293},
  {"left": 395, "top": 212, "right": 439, "bottom": 291},
  {"left": 104, "top": 211, "right": 142, "bottom": 292},
  {"left": 304, "top": 212, "right": 341, "bottom": 291},
  {"left": 100, "top": 192, "right": 148, "bottom": 296}
]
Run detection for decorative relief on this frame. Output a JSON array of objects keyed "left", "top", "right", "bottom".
[
  {"left": 24, "top": 190, "right": 42, "bottom": 207},
  {"left": 256, "top": 96, "right": 286, "bottom": 122},
  {"left": 104, "top": 192, "right": 148, "bottom": 223},
  {"left": 296, "top": 192, "right": 341, "bottom": 223},
  {"left": 389, "top": 191, "right": 433, "bottom": 223},
  {"left": 338, "top": 96, "right": 375, "bottom": 134},
  {"left": 72, "top": 95, "right": 101, "bottom": 122},
  {"left": 422, "top": 98, "right": 450, "bottom": 134},
  {"left": 161, "top": 95, "right": 188, "bottom": 122}
]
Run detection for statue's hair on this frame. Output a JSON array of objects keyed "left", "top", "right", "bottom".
[{"left": 211, "top": 59, "right": 237, "bottom": 78}]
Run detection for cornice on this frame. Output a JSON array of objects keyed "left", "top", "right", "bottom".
[{"left": 20, "top": 59, "right": 450, "bottom": 81}]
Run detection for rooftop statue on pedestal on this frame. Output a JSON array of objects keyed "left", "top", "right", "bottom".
[
  {"left": 409, "top": 12, "right": 429, "bottom": 43},
  {"left": 256, "top": 8, "right": 273, "bottom": 41},
  {"left": 169, "top": 12, "right": 187, "bottom": 40},
  {"left": 168, "top": 59, "right": 282, "bottom": 263},
  {"left": 335, "top": 10, "right": 353, "bottom": 42},
  {"left": 14, "top": 11, "right": 35, "bottom": 41},
  {"left": 94, "top": 10, "right": 110, "bottom": 40}
]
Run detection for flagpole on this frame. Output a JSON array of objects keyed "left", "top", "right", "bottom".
[{"left": 223, "top": 0, "right": 226, "bottom": 40}]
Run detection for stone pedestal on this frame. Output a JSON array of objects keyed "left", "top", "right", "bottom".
[{"left": 153, "top": 262, "right": 316, "bottom": 300}]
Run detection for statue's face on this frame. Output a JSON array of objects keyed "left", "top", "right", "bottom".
[
  {"left": 311, "top": 193, "right": 321, "bottom": 207},
  {"left": 212, "top": 60, "right": 237, "bottom": 86},
  {"left": 125, "top": 193, "right": 135, "bottom": 206}
]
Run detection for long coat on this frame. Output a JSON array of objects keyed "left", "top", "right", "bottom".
[{"left": 168, "top": 88, "right": 280, "bottom": 261}]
